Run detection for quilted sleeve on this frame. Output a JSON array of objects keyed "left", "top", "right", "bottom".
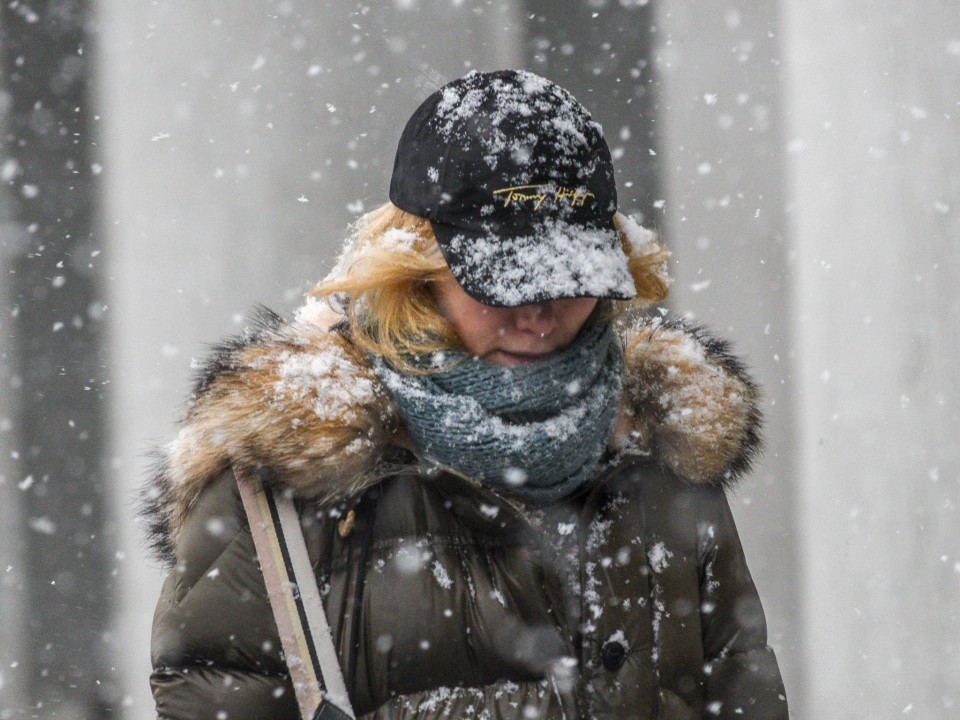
[
  {"left": 149, "top": 472, "right": 298, "bottom": 720},
  {"left": 696, "top": 487, "right": 788, "bottom": 719}
]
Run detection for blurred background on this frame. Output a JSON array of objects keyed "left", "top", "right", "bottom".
[{"left": 1, "top": 0, "right": 958, "bottom": 718}]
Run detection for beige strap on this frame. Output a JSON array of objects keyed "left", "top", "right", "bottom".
[{"left": 236, "top": 469, "right": 355, "bottom": 720}]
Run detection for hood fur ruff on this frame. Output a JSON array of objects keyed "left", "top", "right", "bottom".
[{"left": 141, "top": 306, "right": 762, "bottom": 564}]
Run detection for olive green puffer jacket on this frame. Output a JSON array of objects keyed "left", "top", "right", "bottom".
[{"left": 143, "top": 311, "right": 788, "bottom": 719}]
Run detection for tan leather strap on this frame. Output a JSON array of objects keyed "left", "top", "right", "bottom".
[{"left": 236, "top": 468, "right": 355, "bottom": 720}]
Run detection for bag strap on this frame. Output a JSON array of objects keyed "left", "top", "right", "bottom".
[{"left": 236, "top": 467, "right": 356, "bottom": 720}]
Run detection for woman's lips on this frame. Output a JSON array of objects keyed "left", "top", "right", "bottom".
[{"left": 485, "top": 349, "right": 556, "bottom": 366}]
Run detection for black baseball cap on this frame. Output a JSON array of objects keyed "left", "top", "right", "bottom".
[{"left": 389, "top": 69, "right": 636, "bottom": 307}]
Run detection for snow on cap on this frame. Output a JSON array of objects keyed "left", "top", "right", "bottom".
[{"left": 389, "top": 69, "right": 635, "bottom": 307}]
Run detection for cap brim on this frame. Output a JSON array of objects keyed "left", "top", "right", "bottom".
[{"left": 431, "top": 219, "right": 637, "bottom": 307}]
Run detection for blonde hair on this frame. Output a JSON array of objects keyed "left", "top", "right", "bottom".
[{"left": 310, "top": 202, "right": 670, "bottom": 370}]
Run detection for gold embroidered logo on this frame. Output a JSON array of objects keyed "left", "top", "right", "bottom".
[{"left": 493, "top": 184, "right": 595, "bottom": 210}]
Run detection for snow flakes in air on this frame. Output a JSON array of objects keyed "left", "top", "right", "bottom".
[
  {"left": 479, "top": 503, "right": 500, "bottom": 519},
  {"left": 205, "top": 517, "right": 226, "bottom": 537},
  {"left": 503, "top": 467, "right": 528, "bottom": 486},
  {"left": 28, "top": 517, "right": 56, "bottom": 535},
  {"left": 0, "top": 158, "right": 18, "bottom": 182},
  {"left": 374, "top": 634, "right": 393, "bottom": 653},
  {"left": 395, "top": 543, "right": 431, "bottom": 575}
]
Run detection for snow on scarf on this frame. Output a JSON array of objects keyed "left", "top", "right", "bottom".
[{"left": 369, "top": 321, "right": 622, "bottom": 504}]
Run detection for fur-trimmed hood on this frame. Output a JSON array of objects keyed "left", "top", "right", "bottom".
[{"left": 141, "top": 305, "right": 761, "bottom": 563}]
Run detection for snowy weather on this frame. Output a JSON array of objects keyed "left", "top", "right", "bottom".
[{"left": 1, "top": 1, "right": 959, "bottom": 719}]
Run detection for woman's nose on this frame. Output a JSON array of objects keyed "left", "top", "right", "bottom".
[{"left": 514, "top": 302, "right": 557, "bottom": 337}]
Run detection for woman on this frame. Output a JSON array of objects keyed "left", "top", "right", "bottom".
[{"left": 144, "top": 70, "right": 787, "bottom": 719}]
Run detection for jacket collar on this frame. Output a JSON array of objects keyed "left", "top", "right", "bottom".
[{"left": 141, "top": 305, "right": 762, "bottom": 564}]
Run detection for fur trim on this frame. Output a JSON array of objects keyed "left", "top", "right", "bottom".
[
  {"left": 140, "top": 309, "right": 761, "bottom": 564},
  {"left": 140, "top": 306, "right": 398, "bottom": 564},
  {"left": 613, "top": 316, "right": 762, "bottom": 487}
]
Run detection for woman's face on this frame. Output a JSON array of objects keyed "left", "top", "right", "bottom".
[{"left": 431, "top": 274, "right": 599, "bottom": 366}]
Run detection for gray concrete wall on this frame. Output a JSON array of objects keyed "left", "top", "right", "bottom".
[
  {"left": 654, "top": 0, "right": 802, "bottom": 705},
  {"left": 0, "top": 224, "right": 25, "bottom": 717},
  {"left": 96, "top": 2, "right": 522, "bottom": 717},
  {"left": 781, "top": 2, "right": 960, "bottom": 717},
  {"left": 0, "top": 56, "right": 21, "bottom": 700}
]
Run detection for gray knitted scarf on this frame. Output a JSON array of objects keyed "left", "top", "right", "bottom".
[{"left": 369, "top": 321, "right": 623, "bottom": 504}]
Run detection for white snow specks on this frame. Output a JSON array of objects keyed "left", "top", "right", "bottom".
[
  {"left": 432, "top": 560, "right": 453, "bottom": 590},
  {"left": 293, "top": 296, "right": 343, "bottom": 329},
  {"left": 324, "top": 224, "right": 427, "bottom": 283},
  {"left": 520, "top": 72, "right": 551, "bottom": 96},
  {"left": 0, "top": 158, "right": 19, "bottom": 182},
  {"left": 503, "top": 467, "right": 528, "bottom": 486},
  {"left": 479, "top": 503, "right": 501, "bottom": 519},
  {"left": 549, "top": 116, "right": 588, "bottom": 153},
  {"left": 446, "top": 222, "right": 635, "bottom": 307},
  {"left": 647, "top": 541, "right": 673, "bottom": 573},
  {"left": 380, "top": 227, "right": 420, "bottom": 254},
  {"left": 273, "top": 342, "right": 377, "bottom": 422},
  {"left": 394, "top": 544, "right": 430, "bottom": 575},
  {"left": 205, "top": 517, "right": 226, "bottom": 537},
  {"left": 605, "top": 629, "right": 630, "bottom": 652},
  {"left": 28, "top": 517, "right": 56, "bottom": 535},
  {"left": 429, "top": 70, "right": 595, "bottom": 175},
  {"left": 615, "top": 211, "right": 672, "bottom": 291}
]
